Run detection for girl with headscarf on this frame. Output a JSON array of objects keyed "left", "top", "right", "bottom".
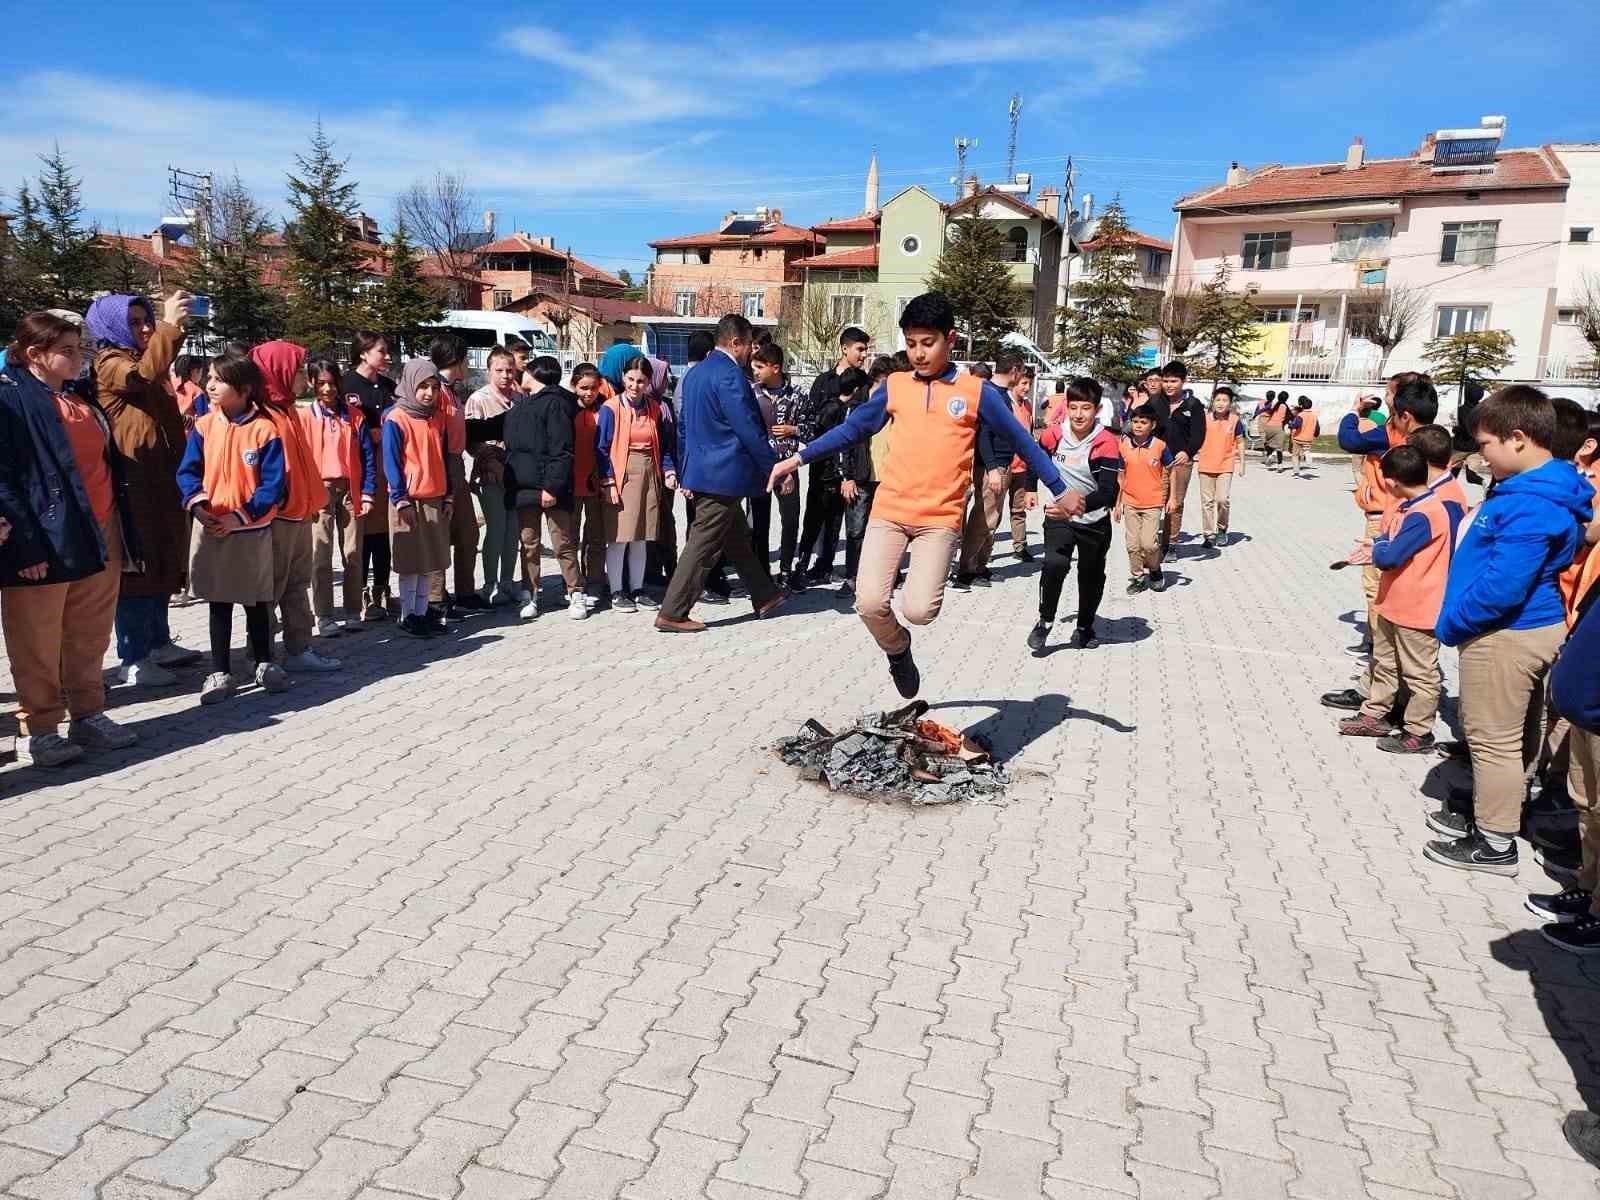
[
  {"left": 645, "top": 354, "right": 680, "bottom": 588},
  {"left": 248, "top": 341, "right": 340, "bottom": 675},
  {"left": 594, "top": 354, "right": 677, "bottom": 613},
  {"left": 2, "top": 312, "right": 144, "bottom": 766},
  {"left": 87, "top": 291, "right": 203, "bottom": 687},
  {"left": 595, "top": 342, "right": 638, "bottom": 402},
  {"left": 382, "top": 360, "right": 460, "bottom": 637},
  {"left": 175, "top": 354, "right": 288, "bottom": 704}
]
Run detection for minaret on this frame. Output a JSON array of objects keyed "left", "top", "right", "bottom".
[{"left": 864, "top": 151, "right": 879, "bottom": 215}]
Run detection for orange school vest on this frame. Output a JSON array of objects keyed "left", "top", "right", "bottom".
[
  {"left": 299, "top": 402, "right": 368, "bottom": 491},
  {"left": 1355, "top": 422, "right": 1406, "bottom": 514},
  {"left": 1197, "top": 413, "right": 1241, "bottom": 474},
  {"left": 1008, "top": 397, "right": 1033, "bottom": 473},
  {"left": 1119, "top": 435, "right": 1167, "bottom": 509},
  {"left": 383, "top": 407, "right": 450, "bottom": 501},
  {"left": 1559, "top": 466, "right": 1599, "bottom": 627},
  {"left": 193, "top": 408, "right": 280, "bottom": 529},
  {"left": 1374, "top": 491, "right": 1452, "bottom": 630},
  {"left": 602, "top": 396, "right": 664, "bottom": 490},
  {"left": 264, "top": 402, "right": 328, "bottom": 521},
  {"left": 1267, "top": 405, "right": 1287, "bottom": 427},
  {"left": 872, "top": 371, "right": 984, "bottom": 530},
  {"left": 1291, "top": 410, "right": 1319, "bottom": 442}
]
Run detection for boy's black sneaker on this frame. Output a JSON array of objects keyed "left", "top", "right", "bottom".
[
  {"left": 1126, "top": 577, "right": 1148, "bottom": 595},
  {"left": 1071, "top": 627, "right": 1098, "bottom": 649},
  {"left": 1422, "top": 830, "right": 1518, "bottom": 876},
  {"left": 1425, "top": 807, "right": 1471, "bottom": 838},
  {"left": 1564, "top": 1111, "right": 1600, "bottom": 1170},
  {"left": 1018, "top": 548, "right": 1035, "bottom": 563},
  {"left": 1436, "top": 739, "right": 1470, "bottom": 761},
  {"left": 454, "top": 592, "right": 491, "bottom": 612},
  {"left": 1320, "top": 688, "right": 1364, "bottom": 711},
  {"left": 699, "top": 589, "right": 730, "bottom": 605},
  {"left": 837, "top": 580, "right": 855, "bottom": 601},
  {"left": 951, "top": 573, "right": 973, "bottom": 591},
  {"left": 425, "top": 609, "right": 449, "bottom": 634},
  {"left": 1525, "top": 888, "right": 1593, "bottom": 924},
  {"left": 1147, "top": 572, "right": 1166, "bottom": 593},
  {"left": 1535, "top": 843, "right": 1583, "bottom": 882},
  {"left": 887, "top": 647, "right": 920, "bottom": 699},
  {"left": 972, "top": 571, "right": 992, "bottom": 588},
  {"left": 1202, "top": 535, "right": 1216, "bottom": 548},
  {"left": 1378, "top": 731, "right": 1435, "bottom": 755},
  {"left": 1026, "top": 621, "right": 1049, "bottom": 652},
  {"left": 399, "top": 615, "right": 431, "bottom": 639},
  {"left": 1542, "top": 915, "right": 1600, "bottom": 956}
]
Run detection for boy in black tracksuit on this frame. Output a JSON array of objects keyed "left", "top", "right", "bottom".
[
  {"left": 838, "top": 367, "right": 882, "bottom": 601},
  {"left": 749, "top": 344, "right": 805, "bottom": 586},
  {"left": 1155, "top": 360, "right": 1207, "bottom": 558},
  {"left": 502, "top": 357, "right": 578, "bottom": 616}
]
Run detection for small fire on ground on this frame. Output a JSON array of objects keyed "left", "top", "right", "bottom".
[{"left": 775, "top": 700, "right": 1008, "bottom": 806}]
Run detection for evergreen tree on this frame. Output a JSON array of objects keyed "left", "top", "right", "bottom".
[
  {"left": 16, "top": 147, "right": 104, "bottom": 312},
  {"left": 1188, "top": 257, "right": 1266, "bottom": 383},
  {"left": 0, "top": 190, "right": 40, "bottom": 337},
  {"left": 282, "top": 122, "right": 369, "bottom": 351},
  {"left": 185, "top": 173, "right": 286, "bottom": 348},
  {"left": 926, "top": 219, "right": 1023, "bottom": 360},
  {"left": 1423, "top": 329, "right": 1516, "bottom": 404},
  {"left": 1056, "top": 199, "right": 1144, "bottom": 384},
  {"left": 367, "top": 219, "right": 444, "bottom": 355}
]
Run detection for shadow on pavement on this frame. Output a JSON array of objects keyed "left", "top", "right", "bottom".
[
  {"left": 927, "top": 691, "right": 1135, "bottom": 762},
  {"left": 1488, "top": 928, "right": 1600, "bottom": 1115}
]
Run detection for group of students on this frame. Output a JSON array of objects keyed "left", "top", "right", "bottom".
[{"left": 1313, "top": 374, "right": 1600, "bottom": 961}]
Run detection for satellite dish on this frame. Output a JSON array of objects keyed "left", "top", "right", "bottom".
[{"left": 945, "top": 223, "right": 962, "bottom": 241}]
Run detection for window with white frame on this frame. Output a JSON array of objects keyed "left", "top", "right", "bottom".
[
  {"left": 830, "top": 294, "right": 864, "bottom": 325},
  {"left": 674, "top": 290, "right": 695, "bottom": 317},
  {"left": 1440, "top": 221, "right": 1499, "bottom": 265},
  {"left": 491, "top": 288, "right": 513, "bottom": 309},
  {"left": 1255, "top": 304, "right": 1320, "bottom": 324},
  {"left": 1241, "top": 230, "right": 1291, "bottom": 270},
  {"left": 741, "top": 291, "right": 764, "bottom": 319},
  {"left": 1435, "top": 305, "right": 1488, "bottom": 336},
  {"left": 1332, "top": 220, "right": 1393, "bottom": 263}
]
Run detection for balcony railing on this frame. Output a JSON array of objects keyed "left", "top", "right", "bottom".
[
  {"left": 1260, "top": 352, "right": 1600, "bottom": 386},
  {"left": 1536, "top": 354, "right": 1600, "bottom": 383}
]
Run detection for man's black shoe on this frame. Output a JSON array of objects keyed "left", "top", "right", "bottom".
[
  {"left": 1525, "top": 888, "right": 1592, "bottom": 924},
  {"left": 951, "top": 573, "right": 973, "bottom": 591},
  {"left": 398, "top": 615, "right": 432, "bottom": 638},
  {"left": 1026, "top": 622, "right": 1049, "bottom": 652},
  {"left": 1423, "top": 830, "right": 1518, "bottom": 875},
  {"left": 454, "top": 592, "right": 491, "bottom": 612},
  {"left": 1320, "top": 688, "right": 1364, "bottom": 711},
  {"left": 1425, "top": 808, "right": 1471, "bottom": 839},
  {"left": 1071, "top": 627, "right": 1099, "bottom": 649},
  {"left": 972, "top": 572, "right": 992, "bottom": 588},
  {"left": 887, "top": 647, "right": 920, "bottom": 699},
  {"left": 1018, "top": 548, "right": 1035, "bottom": 563},
  {"left": 425, "top": 609, "right": 448, "bottom": 634}
]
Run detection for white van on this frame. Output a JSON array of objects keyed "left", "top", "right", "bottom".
[{"left": 421, "top": 311, "right": 574, "bottom": 384}]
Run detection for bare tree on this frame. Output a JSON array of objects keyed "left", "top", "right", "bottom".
[
  {"left": 396, "top": 171, "right": 481, "bottom": 308},
  {"left": 1157, "top": 283, "right": 1202, "bottom": 357},
  {"left": 1347, "top": 284, "right": 1426, "bottom": 377},
  {"left": 1574, "top": 272, "right": 1600, "bottom": 359}
]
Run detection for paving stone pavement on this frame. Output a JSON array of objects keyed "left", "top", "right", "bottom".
[{"left": 3, "top": 461, "right": 1600, "bottom": 1200}]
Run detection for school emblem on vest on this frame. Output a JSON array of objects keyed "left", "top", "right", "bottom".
[
  {"left": 241, "top": 449, "right": 259, "bottom": 467},
  {"left": 946, "top": 396, "right": 968, "bottom": 420}
]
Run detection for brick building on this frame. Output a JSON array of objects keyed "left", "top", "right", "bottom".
[{"left": 647, "top": 209, "right": 820, "bottom": 323}]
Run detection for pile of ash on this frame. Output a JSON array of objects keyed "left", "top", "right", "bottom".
[{"left": 775, "top": 700, "right": 1008, "bottom": 805}]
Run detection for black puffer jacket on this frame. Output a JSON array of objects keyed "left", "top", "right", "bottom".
[{"left": 503, "top": 386, "right": 576, "bottom": 510}]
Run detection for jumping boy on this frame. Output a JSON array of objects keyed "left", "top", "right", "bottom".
[
  {"left": 1114, "top": 404, "right": 1172, "bottom": 594},
  {"left": 1337, "top": 445, "right": 1451, "bottom": 754},
  {"left": 768, "top": 292, "right": 1073, "bottom": 698},
  {"left": 1196, "top": 387, "right": 1245, "bottom": 549}
]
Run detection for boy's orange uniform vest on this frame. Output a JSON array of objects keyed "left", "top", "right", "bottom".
[
  {"left": 1355, "top": 422, "right": 1406, "bottom": 514},
  {"left": 191, "top": 409, "right": 281, "bottom": 530},
  {"left": 1008, "top": 397, "right": 1033, "bottom": 473},
  {"left": 873, "top": 372, "right": 983, "bottom": 529},
  {"left": 1559, "top": 466, "right": 1600, "bottom": 627},
  {"left": 1197, "top": 414, "right": 1241, "bottom": 474},
  {"left": 384, "top": 408, "right": 450, "bottom": 501},
  {"left": 1291, "top": 410, "right": 1319, "bottom": 442},
  {"left": 299, "top": 403, "right": 368, "bottom": 489},
  {"left": 1374, "top": 491, "right": 1453, "bottom": 629},
  {"left": 1119, "top": 436, "right": 1168, "bottom": 509}
]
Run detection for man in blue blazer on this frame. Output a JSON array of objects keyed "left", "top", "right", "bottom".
[{"left": 657, "top": 314, "right": 787, "bottom": 631}]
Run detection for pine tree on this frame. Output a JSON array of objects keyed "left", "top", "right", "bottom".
[
  {"left": 186, "top": 173, "right": 286, "bottom": 348},
  {"left": 0, "top": 189, "right": 42, "bottom": 337},
  {"left": 367, "top": 219, "right": 443, "bottom": 355},
  {"left": 1188, "top": 257, "right": 1266, "bottom": 384},
  {"left": 926, "top": 219, "right": 1023, "bottom": 360},
  {"left": 16, "top": 147, "right": 104, "bottom": 312},
  {"left": 1056, "top": 199, "right": 1145, "bottom": 384},
  {"left": 1423, "top": 329, "right": 1516, "bottom": 405},
  {"left": 282, "top": 122, "right": 369, "bottom": 352}
]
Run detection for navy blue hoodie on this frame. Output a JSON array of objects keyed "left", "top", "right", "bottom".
[{"left": 1435, "top": 458, "right": 1595, "bottom": 646}]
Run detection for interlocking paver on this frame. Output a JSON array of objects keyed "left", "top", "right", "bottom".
[{"left": 5, "top": 471, "right": 1600, "bottom": 1198}]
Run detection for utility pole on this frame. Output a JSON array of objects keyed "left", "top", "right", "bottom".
[
  {"left": 1059, "top": 157, "right": 1076, "bottom": 312},
  {"left": 1006, "top": 94, "right": 1023, "bottom": 178}
]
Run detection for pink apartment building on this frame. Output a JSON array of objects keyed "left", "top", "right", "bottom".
[{"left": 1170, "top": 118, "right": 1574, "bottom": 386}]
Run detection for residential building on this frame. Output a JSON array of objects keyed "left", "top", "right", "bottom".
[
  {"left": 1056, "top": 192, "right": 1172, "bottom": 369},
  {"left": 1550, "top": 144, "right": 1600, "bottom": 378},
  {"left": 499, "top": 290, "right": 669, "bottom": 360},
  {"left": 477, "top": 232, "right": 625, "bottom": 313},
  {"left": 647, "top": 208, "right": 820, "bottom": 324},
  {"left": 1169, "top": 117, "right": 1571, "bottom": 386}
]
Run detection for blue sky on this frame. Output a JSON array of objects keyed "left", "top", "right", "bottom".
[{"left": 6, "top": 0, "right": 1598, "bottom": 278}]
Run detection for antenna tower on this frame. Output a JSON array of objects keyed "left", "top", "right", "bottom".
[
  {"left": 951, "top": 136, "right": 977, "bottom": 198},
  {"left": 1006, "top": 93, "right": 1023, "bottom": 177}
]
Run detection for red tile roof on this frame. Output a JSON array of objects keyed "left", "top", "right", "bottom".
[
  {"left": 649, "top": 222, "right": 818, "bottom": 250},
  {"left": 811, "top": 216, "right": 879, "bottom": 233},
  {"left": 1078, "top": 231, "right": 1171, "bottom": 252},
  {"left": 475, "top": 234, "right": 624, "bottom": 289},
  {"left": 98, "top": 233, "right": 197, "bottom": 267},
  {"left": 791, "top": 246, "right": 879, "bottom": 270},
  {"left": 1175, "top": 146, "right": 1569, "bottom": 211}
]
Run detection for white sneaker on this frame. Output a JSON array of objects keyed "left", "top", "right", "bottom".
[
  {"left": 519, "top": 600, "right": 541, "bottom": 620},
  {"left": 569, "top": 594, "right": 591, "bottom": 620},
  {"left": 68, "top": 712, "right": 138, "bottom": 750},
  {"left": 315, "top": 617, "right": 342, "bottom": 638},
  {"left": 255, "top": 662, "right": 290, "bottom": 693},
  {"left": 16, "top": 732, "right": 84, "bottom": 767},
  {"left": 118, "top": 659, "right": 178, "bottom": 687},
  {"left": 284, "top": 648, "right": 341, "bottom": 673},
  {"left": 151, "top": 641, "right": 202, "bottom": 668},
  {"left": 200, "top": 672, "right": 236, "bottom": 705}
]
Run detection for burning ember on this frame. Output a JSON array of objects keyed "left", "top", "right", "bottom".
[{"left": 775, "top": 700, "right": 1008, "bottom": 805}]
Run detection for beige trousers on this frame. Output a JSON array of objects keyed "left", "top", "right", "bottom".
[
  {"left": 1459, "top": 622, "right": 1567, "bottom": 835},
  {"left": 1165, "top": 460, "right": 1195, "bottom": 543},
  {"left": 1123, "top": 506, "right": 1162, "bottom": 577},
  {"left": 1360, "top": 615, "right": 1440, "bottom": 736},
  {"left": 856, "top": 520, "right": 960, "bottom": 655},
  {"left": 517, "top": 505, "right": 581, "bottom": 594},
  {"left": 1, "top": 517, "right": 122, "bottom": 734},
  {"left": 270, "top": 519, "right": 315, "bottom": 656},
  {"left": 957, "top": 465, "right": 1008, "bottom": 575},
  {"left": 1007, "top": 470, "right": 1030, "bottom": 556},
  {"left": 1570, "top": 729, "right": 1600, "bottom": 910},
  {"left": 311, "top": 479, "right": 363, "bottom": 618},
  {"left": 1198, "top": 471, "right": 1233, "bottom": 535}
]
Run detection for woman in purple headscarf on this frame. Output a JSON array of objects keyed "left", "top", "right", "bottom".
[{"left": 86, "top": 291, "right": 201, "bottom": 686}]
